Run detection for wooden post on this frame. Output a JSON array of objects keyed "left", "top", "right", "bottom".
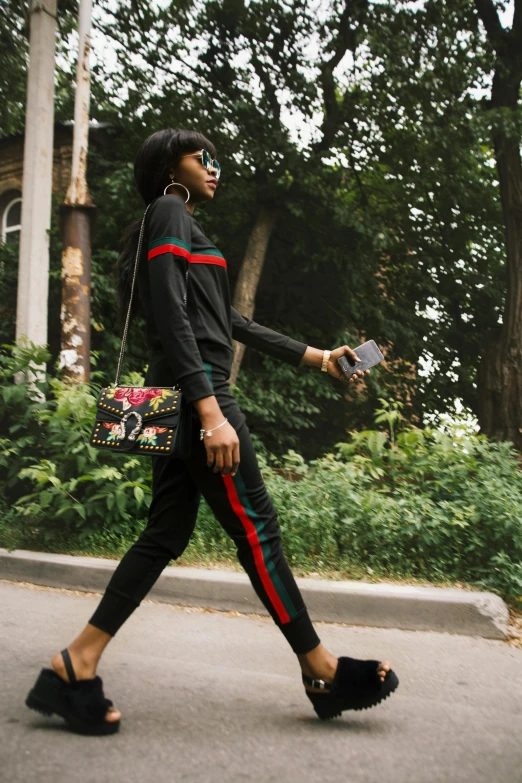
[
  {"left": 15, "top": 0, "right": 57, "bottom": 389},
  {"left": 59, "top": 0, "right": 96, "bottom": 384}
]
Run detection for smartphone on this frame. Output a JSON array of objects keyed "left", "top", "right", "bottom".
[{"left": 337, "top": 339, "right": 384, "bottom": 379}]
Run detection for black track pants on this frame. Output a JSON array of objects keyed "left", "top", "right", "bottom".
[{"left": 88, "top": 363, "right": 321, "bottom": 655}]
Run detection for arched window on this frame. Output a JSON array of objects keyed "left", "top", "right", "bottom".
[{"left": 1, "top": 197, "right": 22, "bottom": 245}]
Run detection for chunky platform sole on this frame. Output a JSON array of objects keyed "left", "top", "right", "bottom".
[
  {"left": 303, "top": 657, "right": 399, "bottom": 720},
  {"left": 306, "top": 670, "right": 399, "bottom": 719},
  {"left": 25, "top": 666, "right": 120, "bottom": 736}
]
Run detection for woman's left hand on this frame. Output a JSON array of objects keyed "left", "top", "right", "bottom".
[{"left": 326, "top": 345, "right": 371, "bottom": 384}]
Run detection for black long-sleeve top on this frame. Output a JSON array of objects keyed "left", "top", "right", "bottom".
[{"left": 136, "top": 195, "right": 308, "bottom": 402}]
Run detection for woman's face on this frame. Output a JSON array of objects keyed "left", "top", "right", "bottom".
[{"left": 169, "top": 149, "right": 219, "bottom": 205}]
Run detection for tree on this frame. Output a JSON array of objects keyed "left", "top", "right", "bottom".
[
  {"left": 474, "top": 0, "right": 522, "bottom": 447},
  {"left": 322, "top": 0, "right": 506, "bottom": 426},
  {"left": 0, "top": 0, "right": 81, "bottom": 138},
  {"left": 0, "top": 0, "right": 29, "bottom": 137},
  {"left": 3, "top": 0, "right": 518, "bottom": 457}
]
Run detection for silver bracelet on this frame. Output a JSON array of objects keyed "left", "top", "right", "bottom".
[{"left": 200, "top": 418, "right": 228, "bottom": 440}]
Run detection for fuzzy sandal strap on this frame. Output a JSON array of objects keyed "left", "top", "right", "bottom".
[
  {"left": 302, "top": 657, "right": 383, "bottom": 694},
  {"left": 60, "top": 648, "right": 111, "bottom": 722},
  {"left": 332, "top": 656, "right": 383, "bottom": 698},
  {"left": 67, "top": 675, "right": 112, "bottom": 724}
]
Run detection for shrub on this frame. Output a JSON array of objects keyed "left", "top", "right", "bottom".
[
  {"left": 0, "top": 340, "right": 150, "bottom": 547},
  {"left": 1, "top": 342, "right": 521, "bottom": 605}
]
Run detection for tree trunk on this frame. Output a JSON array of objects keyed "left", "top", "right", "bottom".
[
  {"left": 477, "top": 131, "right": 522, "bottom": 445},
  {"left": 229, "top": 205, "right": 278, "bottom": 385},
  {"left": 59, "top": 0, "right": 94, "bottom": 384},
  {"left": 476, "top": 8, "right": 522, "bottom": 448}
]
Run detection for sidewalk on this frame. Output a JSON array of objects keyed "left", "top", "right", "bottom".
[
  {"left": 0, "top": 547, "right": 509, "bottom": 638},
  {"left": 3, "top": 579, "right": 522, "bottom": 783}
]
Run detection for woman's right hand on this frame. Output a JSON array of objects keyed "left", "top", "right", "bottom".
[
  {"left": 193, "top": 396, "right": 240, "bottom": 476},
  {"left": 202, "top": 420, "right": 240, "bottom": 476}
]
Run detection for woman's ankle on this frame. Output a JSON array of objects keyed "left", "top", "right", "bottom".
[
  {"left": 68, "top": 645, "right": 101, "bottom": 672},
  {"left": 297, "top": 644, "right": 338, "bottom": 682},
  {"left": 51, "top": 649, "right": 97, "bottom": 681},
  {"left": 64, "top": 625, "right": 113, "bottom": 672}
]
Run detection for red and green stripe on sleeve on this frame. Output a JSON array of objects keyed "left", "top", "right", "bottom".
[{"left": 148, "top": 236, "right": 227, "bottom": 268}]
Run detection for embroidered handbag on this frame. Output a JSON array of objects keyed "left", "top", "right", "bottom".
[{"left": 89, "top": 202, "right": 193, "bottom": 459}]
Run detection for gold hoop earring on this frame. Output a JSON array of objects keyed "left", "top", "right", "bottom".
[{"left": 164, "top": 180, "right": 190, "bottom": 203}]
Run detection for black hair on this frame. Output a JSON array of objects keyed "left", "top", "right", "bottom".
[{"left": 115, "top": 128, "right": 217, "bottom": 329}]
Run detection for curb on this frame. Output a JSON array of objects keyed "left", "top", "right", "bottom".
[{"left": 0, "top": 548, "right": 509, "bottom": 639}]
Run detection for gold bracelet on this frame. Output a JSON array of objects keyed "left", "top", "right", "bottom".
[{"left": 321, "top": 349, "right": 331, "bottom": 372}]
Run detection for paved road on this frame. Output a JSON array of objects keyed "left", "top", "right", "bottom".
[{"left": 1, "top": 580, "right": 521, "bottom": 783}]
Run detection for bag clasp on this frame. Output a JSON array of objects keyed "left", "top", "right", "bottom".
[{"left": 119, "top": 411, "right": 143, "bottom": 441}]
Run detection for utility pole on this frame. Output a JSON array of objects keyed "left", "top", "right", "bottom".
[
  {"left": 15, "top": 0, "right": 57, "bottom": 387},
  {"left": 59, "top": 0, "right": 95, "bottom": 384}
]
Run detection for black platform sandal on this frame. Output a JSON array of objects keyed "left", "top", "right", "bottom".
[
  {"left": 25, "top": 648, "right": 120, "bottom": 736},
  {"left": 303, "top": 656, "right": 399, "bottom": 720}
]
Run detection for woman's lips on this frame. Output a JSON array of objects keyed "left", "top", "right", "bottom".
[{"left": 207, "top": 181, "right": 217, "bottom": 189}]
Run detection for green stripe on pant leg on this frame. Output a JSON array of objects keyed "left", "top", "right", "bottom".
[{"left": 233, "top": 469, "right": 298, "bottom": 620}]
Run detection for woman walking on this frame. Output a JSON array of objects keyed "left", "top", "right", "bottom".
[{"left": 25, "top": 128, "right": 398, "bottom": 734}]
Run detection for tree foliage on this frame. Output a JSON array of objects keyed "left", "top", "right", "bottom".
[{"left": 1, "top": 0, "right": 520, "bottom": 455}]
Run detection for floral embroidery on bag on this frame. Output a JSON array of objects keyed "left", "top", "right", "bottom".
[
  {"left": 136, "top": 426, "right": 168, "bottom": 446},
  {"left": 102, "top": 422, "right": 122, "bottom": 442},
  {"left": 102, "top": 422, "right": 168, "bottom": 446},
  {"left": 105, "top": 387, "right": 174, "bottom": 412}
]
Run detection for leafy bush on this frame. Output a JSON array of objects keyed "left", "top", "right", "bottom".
[
  {"left": 0, "top": 339, "right": 150, "bottom": 547},
  {"left": 267, "top": 419, "right": 522, "bottom": 603},
  {"left": 1, "top": 342, "right": 521, "bottom": 605}
]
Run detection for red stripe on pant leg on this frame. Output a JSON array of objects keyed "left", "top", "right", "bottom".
[{"left": 222, "top": 474, "right": 290, "bottom": 624}]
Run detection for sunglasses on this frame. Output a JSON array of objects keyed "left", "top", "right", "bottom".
[{"left": 181, "top": 148, "right": 221, "bottom": 179}]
